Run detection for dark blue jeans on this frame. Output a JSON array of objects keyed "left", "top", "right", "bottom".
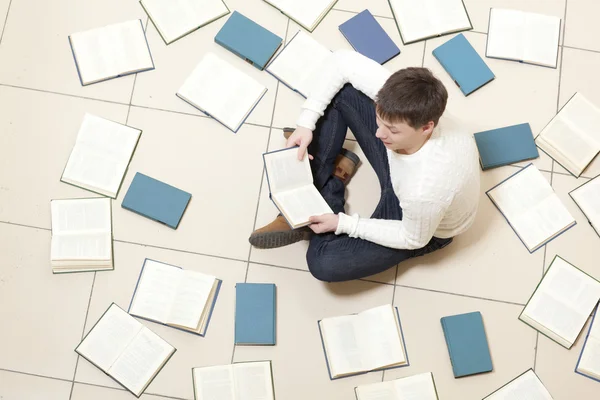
[{"left": 306, "top": 84, "right": 453, "bottom": 282}]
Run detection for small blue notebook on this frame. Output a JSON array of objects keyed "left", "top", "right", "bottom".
[
  {"left": 339, "top": 9, "right": 400, "bottom": 65},
  {"left": 215, "top": 11, "right": 283, "bottom": 70},
  {"left": 235, "top": 283, "right": 276, "bottom": 345},
  {"left": 441, "top": 311, "right": 493, "bottom": 378},
  {"left": 122, "top": 172, "right": 191, "bottom": 229},
  {"left": 474, "top": 123, "right": 539, "bottom": 170},
  {"left": 432, "top": 34, "right": 494, "bottom": 96}
]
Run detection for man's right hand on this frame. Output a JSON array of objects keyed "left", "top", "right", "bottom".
[{"left": 285, "top": 127, "right": 314, "bottom": 161}]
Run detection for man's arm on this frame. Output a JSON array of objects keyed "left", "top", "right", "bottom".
[{"left": 296, "top": 49, "right": 391, "bottom": 131}]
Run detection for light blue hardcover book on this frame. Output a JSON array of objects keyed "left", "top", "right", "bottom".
[
  {"left": 474, "top": 123, "right": 539, "bottom": 170},
  {"left": 235, "top": 283, "right": 276, "bottom": 345}
]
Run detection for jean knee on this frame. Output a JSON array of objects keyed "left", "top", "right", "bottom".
[
  {"left": 333, "top": 84, "right": 359, "bottom": 107},
  {"left": 306, "top": 247, "right": 333, "bottom": 282}
]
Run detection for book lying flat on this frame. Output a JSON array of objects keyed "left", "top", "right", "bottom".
[
  {"left": 487, "top": 164, "right": 576, "bottom": 253},
  {"left": 318, "top": 304, "right": 409, "bottom": 380},
  {"left": 263, "top": 0, "right": 336, "bottom": 32},
  {"left": 339, "top": 9, "right": 400, "bottom": 65},
  {"left": 128, "top": 259, "right": 221, "bottom": 336},
  {"left": 61, "top": 114, "right": 141, "bottom": 198},
  {"left": 433, "top": 33, "right": 494, "bottom": 96},
  {"left": 177, "top": 52, "right": 267, "bottom": 132},
  {"left": 193, "top": 361, "right": 275, "bottom": 400},
  {"left": 576, "top": 304, "right": 600, "bottom": 382},
  {"left": 122, "top": 172, "right": 192, "bottom": 229},
  {"left": 441, "top": 311, "right": 493, "bottom": 378},
  {"left": 483, "top": 369, "right": 553, "bottom": 399},
  {"left": 69, "top": 19, "right": 154, "bottom": 86},
  {"left": 263, "top": 147, "right": 332, "bottom": 229},
  {"left": 388, "top": 0, "right": 472, "bottom": 44},
  {"left": 235, "top": 283, "right": 276, "bottom": 345},
  {"left": 50, "top": 198, "right": 113, "bottom": 274},
  {"left": 486, "top": 8, "right": 561, "bottom": 68},
  {"left": 140, "top": 0, "right": 230, "bottom": 45},
  {"left": 215, "top": 11, "right": 283, "bottom": 70},
  {"left": 570, "top": 175, "right": 600, "bottom": 238},
  {"left": 355, "top": 372, "right": 438, "bottom": 400},
  {"left": 520, "top": 255, "right": 600, "bottom": 349},
  {"left": 473, "top": 123, "right": 539, "bottom": 170},
  {"left": 76, "top": 303, "right": 176, "bottom": 398},
  {"left": 266, "top": 30, "right": 331, "bottom": 98},
  {"left": 535, "top": 93, "right": 600, "bottom": 177}
]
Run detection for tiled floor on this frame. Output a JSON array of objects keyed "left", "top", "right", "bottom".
[{"left": 0, "top": 0, "right": 599, "bottom": 399}]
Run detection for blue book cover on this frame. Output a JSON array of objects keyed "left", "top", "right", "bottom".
[
  {"left": 215, "top": 11, "right": 283, "bottom": 70},
  {"left": 441, "top": 311, "right": 493, "bottom": 378},
  {"left": 121, "top": 172, "right": 191, "bottom": 229},
  {"left": 432, "top": 34, "right": 494, "bottom": 96},
  {"left": 235, "top": 283, "right": 276, "bottom": 345},
  {"left": 339, "top": 9, "right": 400, "bottom": 65},
  {"left": 474, "top": 123, "right": 539, "bottom": 170}
]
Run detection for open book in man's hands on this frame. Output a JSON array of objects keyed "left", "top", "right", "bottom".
[{"left": 263, "top": 147, "right": 332, "bottom": 229}]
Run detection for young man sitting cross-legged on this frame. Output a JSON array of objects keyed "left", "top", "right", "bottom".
[{"left": 249, "top": 49, "right": 480, "bottom": 282}]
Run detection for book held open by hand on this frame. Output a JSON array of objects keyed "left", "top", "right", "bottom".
[
  {"left": 570, "top": 175, "right": 600, "bottom": 237},
  {"left": 263, "top": 147, "right": 332, "bottom": 229},
  {"left": 76, "top": 303, "right": 176, "bottom": 398},
  {"left": 355, "top": 372, "right": 438, "bottom": 400},
  {"left": 483, "top": 369, "right": 553, "bottom": 399},
  {"left": 193, "top": 361, "right": 275, "bottom": 400}
]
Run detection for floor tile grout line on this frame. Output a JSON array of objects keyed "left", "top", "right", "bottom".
[
  {"left": 0, "top": 0, "right": 13, "bottom": 45},
  {"left": 394, "top": 283, "right": 526, "bottom": 307},
  {"left": 534, "top": 245, "right": 548, "bottom": 371},
  {"left": 383, "top": 264, "right": 399, "bottom": 383},
  {"left": 0, "top": 367, "right": 73, "bottom": 384},
  {"left": 421, "top": 40, "right": 427, "bottom": 67},
  {"left": 0, "top": 83, "right": 130, "bottom": 107},
  {"left": 332, "top": 7, "right": 393, "bottom": 20},
  {"left": 125, "top": 17, "right": 149, "bottom": 125},
  {"left": 562, "top": 44, "right": 600, "bottom": 55}
]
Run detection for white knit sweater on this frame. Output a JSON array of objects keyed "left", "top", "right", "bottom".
[{"left": 296, "top": 49, "right": 480, "bottom": 250}]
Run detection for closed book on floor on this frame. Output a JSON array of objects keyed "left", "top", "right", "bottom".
[
  {"left": 432, "top": 33, "right": 494, "bottom": 96},
  {"left": 576, "top": 304, "right": 600, "bottom": 382},
  {"left": 235, "top": 283, "right": 276, "bottom": 345},
  {"left": 215, "top": 11, "right": 283, "bottom": 70},
  {"left": 441, "top": 311, "right": 493, "bottom": 378},
  {"left": 263, "top": 0, "right": 336, "bottom": 32},
  {"left": 355, "top": 372, "right": 438, "bottom": 400},
  {"left": 339, "top": 9, "right": 400, "bottom": 65},
  {"left": 483, "top": 369, "right": 553, "bottom": 399},
  {"left": 570, "top": 175, "right": 600, "bottom": 238},
  {"left": 122, "top": 172, "right": 192, "bottom": 229},
  {"left": 473, "top": 123, "right": 538, "bottom": 170},
  {"left": 193, "top": 361, "right": 275, "bottom": 400}
]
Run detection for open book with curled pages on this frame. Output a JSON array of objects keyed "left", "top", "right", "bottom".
[
  {"left": 483, "top": 369, "right": 553, "bottom": 399},
  {"left": 193, "top": 361, "right": 275, "bottom": 400},
  {"left": 570, "top": 175, "right": 600, "bottom": 238},
  {"left": 262, "top": 0, "right": 336, "bottom": 32}
]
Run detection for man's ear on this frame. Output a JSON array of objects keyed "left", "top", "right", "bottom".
[{"left": 421, "top": 121, "right": 435, "bottom": 136}]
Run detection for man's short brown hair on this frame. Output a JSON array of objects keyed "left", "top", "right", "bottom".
[{"left": 375, "top": 67, "right": 448, "bottom": 128}]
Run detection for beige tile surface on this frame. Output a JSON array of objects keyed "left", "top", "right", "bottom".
[
  {"left": 71, "top": 383, "right": 175, "bottom": 400},
  {"left": 563, "top": 0, "right": 600, "bottom": 52},
  {"left": 0, "top": 370, "right": 72, "bottom": 400},
  {"left": 386, "top": 286, "right": 537, "bottom": 400},
  {"left": 0, "top": 223, "right": 93, "bottom": 380},
  {"left": 75, "top": 240, "right": 246, "bottom": 399},
  {"left": 233, "top": 264, "right": 395, "bottom": 400}
]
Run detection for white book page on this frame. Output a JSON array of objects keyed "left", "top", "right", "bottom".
[
  {"left": 194, "top": 365, "right": 236, "bottom": 400},
  {"left": 485, "top": 370, "right": 552, "bottom": 400},
  {"left": 71, "top": 20, "right": 153, "bottom": 84},
  {"left": 578, "top": 308, "right": 600, "bottom": 377},
  {"left": 168, "top": 270, "right": 216, "bottom": 329},
  {"left": 178, "top": 52, "right": 266, "bottom": 131},
  {"left": 77, "top": 304, "right": 142, "bottom": 372},
  {"left": 273, "top": 185, "right": 332, "bottom": 227},
  {"left": 267, "top": 0, "right": 333, "bottom": 30},
  {"left": 233, "top": 361, "right": 275, "bottom": 400},
  {"left": 50, "top": 232, "right": 112, "bottom": 261},
  {"left": 394, "top": 372, "right": 437, "bottom": 400},
  {"left": 562, "top": 94, "right": 600, "bottom": 147},
  {"left": 358, "top": 305, "right": 406, "bottom": 371},
  {"left": 487, "top": 9, "right": 526, "bottom": 60},
  {"left": 571, "top": 177, "right": 600, "bottom": 230},
  {"left": 129, "top": 260, "right": 182, "bottom": 324},
  {"left": 355, "top": 381, "right": 398, "bottom": 400},
  {"left": 523, "top": 258, "right": 600, "bottom": 344},
  {"left": 264, "top": 149, "right": 312, "bottom": 193},
  {"left": 266, "top": 31, "right": 330, "bottom": 96},
  {"left": 320, "top": 315, "right": 368, "bottom": 377},
  {"left": 142, "top": 0, "right": 228, "bottom": 43},
  {"left": 523, "top": 13, "right": 560, "bottom": 66},
  {"left": 108, "top": 327, "right": 174, "bottom": 396}
]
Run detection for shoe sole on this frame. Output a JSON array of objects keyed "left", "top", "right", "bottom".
[{"left": 249, "top": 230, "right": 310, "bottom": 249}]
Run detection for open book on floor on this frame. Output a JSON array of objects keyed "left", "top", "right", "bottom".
[
  {"left": 263, "top": 0, "right": 336, "bottom": 32},
  {"left": 50, "top": 198, "right": 113, "bottom": 273},
  {"left": 177, "top": 52, "right": 267, "bottom": 133},
  {"left": 473, "top": 123, "right": 538, "bottom": 170},
  {"left": 69, "top": 19, "right": 154, "bottom": 86},
  {"left": 535, "top": 92, "right": 600, "bottom": 177},
  {"left": 235, "top": 283, "right": 276, "bottom": 345},
  {"left": 355, "top": 372, "right": 438, "bottom": 400},
  {"left": 263, "top": 147, "right": 332, "bottom": 229},
  {"left": 570, "top": 175, "right": 600, "bottom": 238},
  {"left": 140, "top": 0, "right": 230, "bottom": 45},
  {"left": 76, "top": 303, "right": 176, "bottom": 398},
  {"left": 486, "top": 164, "right": 576, "bottom": 253},
  {"left": 128, "top": 259, "right": 222, "bottom": 336},
  {"left": 388, "top": 0, "right": 472, "bottom": 44},
  {"left": 265, "top": 30, "right": 331, "bottom": 98},
  {"left": 61, "top": 113, "right": 141, "bottom": 198},
  {"left": 486, "top": 8, "right": 561, "bottom": 68},
  {"left": 318, "top": 304, "right": 409, "bottom": 380},
  {"left": 520, "top": 255, "right": 600, "bottom": 349},
  {"left": 576, "top": 304, "right": 600, "bottom": 382},
  {"left": 483, "top": 369, "right": 553, "bottom": 399},
  {"left": 193, "top": 361, "right": 275, "bottom": 400}
]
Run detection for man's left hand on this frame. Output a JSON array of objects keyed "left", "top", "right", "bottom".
[{"left": 308, "top": 213, "right": 339, "bottom": 234}]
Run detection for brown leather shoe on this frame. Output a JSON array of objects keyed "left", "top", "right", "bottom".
[{"left": 249, "top": 215, "right": 312, "bottom": 249}]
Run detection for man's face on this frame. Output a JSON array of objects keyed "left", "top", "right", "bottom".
[{"left": 375, "top": 113, "right": 432, "bottom": 152}]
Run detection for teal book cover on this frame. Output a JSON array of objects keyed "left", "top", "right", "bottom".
[
  {"left": 235, "top": 283, "right": 276, "bottom": 345},
  {"left": 474, "top": 123, "right": 539, "bottom": 170}
]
